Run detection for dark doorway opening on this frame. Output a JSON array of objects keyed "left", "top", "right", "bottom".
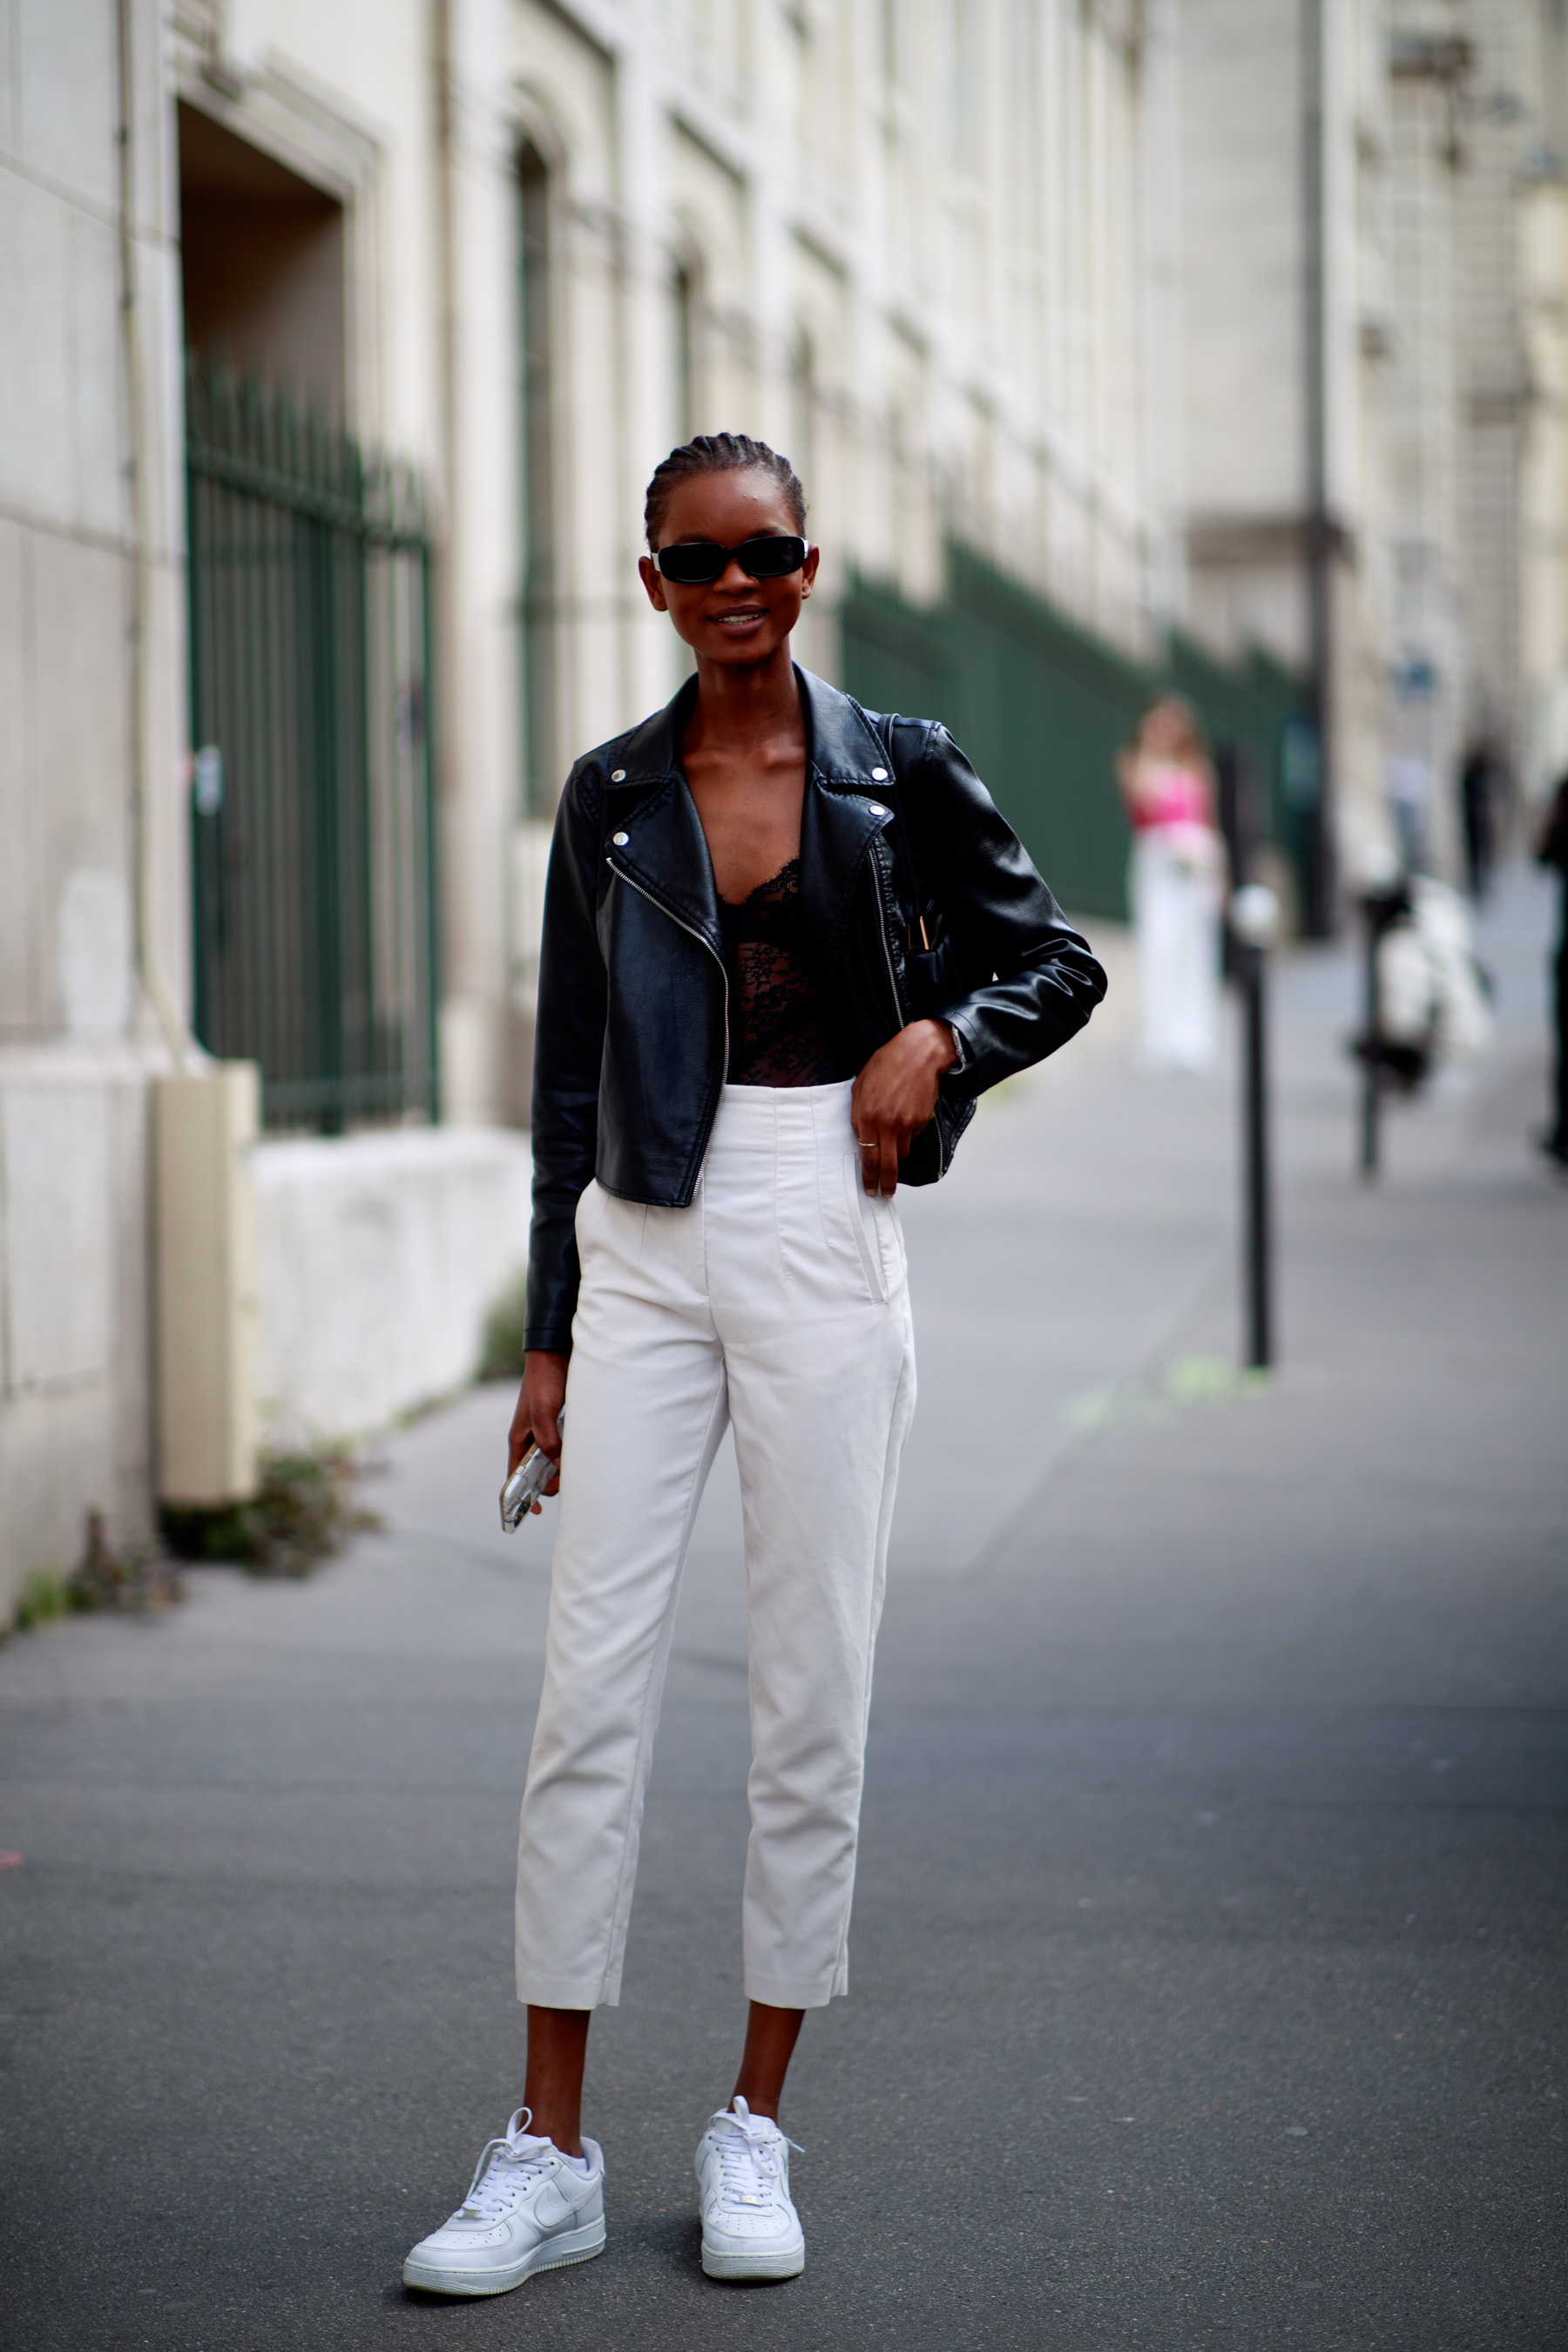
[{"left": 178, "top": 102, "right": 346, "bottom": 416}]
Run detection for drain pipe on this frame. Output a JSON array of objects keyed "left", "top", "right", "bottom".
[{"left": 116, "top": 0, "right": 191, "bottom": 1064}]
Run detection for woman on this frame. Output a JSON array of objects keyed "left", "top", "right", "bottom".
[
  {"left": 403, "top": 433, "right": 1105, "bottom": 2297},
  {"left": 1118, "top": 697, "right": 1227, "bottom": 1072}
]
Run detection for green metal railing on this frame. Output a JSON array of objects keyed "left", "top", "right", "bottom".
[
  {"left": 842, "top": 542, "right": 1310, "bottom": 923},
  {"left": 185, "top": 357, "right": 439, "bottom": 1132}
]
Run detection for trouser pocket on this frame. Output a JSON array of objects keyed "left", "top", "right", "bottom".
[{"left": 832, "top": 1152, "right": 905, "bottom": 1304}]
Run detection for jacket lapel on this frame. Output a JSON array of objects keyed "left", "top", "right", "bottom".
[
  {"left": 605, "top": 679, "right": 721, "bottom": 949},
  {"left": 796, "top": 667, "right": 896, "bottom": 970},
  {"left": 605, "top": 665, "right": 892, "bottom": 965}
]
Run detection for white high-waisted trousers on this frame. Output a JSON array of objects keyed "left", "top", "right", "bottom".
[{"left": 515, "top": 1079, "right": 916, "bottom": 2012}]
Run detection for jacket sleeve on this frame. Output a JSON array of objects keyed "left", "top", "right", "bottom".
[
  {"left": 524, "top": 765, "right": 608, "bottom": 1355},
  {"left": 902, "top": 720, "right": 1108, "bottom": 1094}
]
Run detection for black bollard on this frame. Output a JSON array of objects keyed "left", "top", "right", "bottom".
[{"left": 1230, "top": 885, "right": 1280, "bottom": 1371}]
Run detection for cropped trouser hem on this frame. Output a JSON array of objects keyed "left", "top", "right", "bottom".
[
  {"left": 514, "top": 1080, "right": 916, "bottom": 2013},
  {"left": 510, "top": 1967, "right": 845, "bottom": 2013},
  {"left": 515, "top": 1974, "right": 611, "bottom": 2011},
  {"left": 744, "top": 1970, "right": 846, "bottom": 2011}
]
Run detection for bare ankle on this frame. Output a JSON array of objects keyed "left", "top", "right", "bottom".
[
  {"left": 522, "top": 2110, "right": 583, "bottom": 2159},
  {"left": 728, "top": 2090, "right": 778, "bottom": 2121}
]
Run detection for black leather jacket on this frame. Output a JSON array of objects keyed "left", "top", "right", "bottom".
[{"left": 524, "top": 666, "right": 1106, "bottom": 1353}]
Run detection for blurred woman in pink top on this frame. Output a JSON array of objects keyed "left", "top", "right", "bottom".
[{"left": 1118, "top": 698, "right": 1227, "bottom": 1072}]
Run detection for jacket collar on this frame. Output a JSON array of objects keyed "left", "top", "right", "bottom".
[
  {"left": 605, "top": 664, "right": 890, "bottom": 789},
  {"left": 604, "top": 666, "right": 896, "bottom": 961}
]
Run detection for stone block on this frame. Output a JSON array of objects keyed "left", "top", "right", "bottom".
[
  {"left": 57, "top": 868, "right": 132, "bottom": 1037},
  {"left": 253, "top": 1127, "right": 533, "bottom": 1444},
  {"left": 0, "top": 519, "right": 38, "bottom": 1031},
  {"left": 66, "top": 206, "right": 125, "bottom": 538},
  {"left": 0, "top": 171, "right": 70, "bottom": 519},
  {"left": 16, "top": 0, "right": 116, "bottom": 213},
  {"left": 31, "top": 534, "right": 130, "bottom": 1025},
  {"left": 1, "top": 1080, "right": 113, "bottom": 1388}
]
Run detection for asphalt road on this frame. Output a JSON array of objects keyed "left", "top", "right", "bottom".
[{"left": 3, "top": 875, "right": 1565, "bottom": 2350}]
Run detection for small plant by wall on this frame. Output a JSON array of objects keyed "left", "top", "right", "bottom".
[
  {"left": 160, "top": 1443, "right": 381, "bottom": 1578},
  {"left": 10, "top": 1513, "right": 183, "bottom": 1635}
]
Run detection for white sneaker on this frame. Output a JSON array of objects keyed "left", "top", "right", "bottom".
[
  {"left": 402, "top": 2109, "right": 605, "bottom": 2296},
  {"left": 694, "top": 2097, "right": 806, "bottom": 2281}
]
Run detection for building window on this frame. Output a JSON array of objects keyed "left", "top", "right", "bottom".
[
  {"left": 952, "top": 0, "right": 982, "bottom": 177},
  {"left": 882, "top": 0, "right": 902, "bottom": 93},
  {"left": 791, "top": 328, "right": 817, "bottom": 496},
  {"left": 518, "top": 141, "right": 557, "bottom": 818},
  {"left": 674, "top": 253, "right": 700, "bottom": 440}
]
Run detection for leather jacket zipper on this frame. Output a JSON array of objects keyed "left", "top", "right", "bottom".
[
  {"left": 868, "top": 834, "right": 947, "bottom": 1178},
  {"left": 868, "top": 835, "right": 907, "bottom": 1028},
  {"left": 605, "top": 855, "right": 732, "bottom": 1148}
]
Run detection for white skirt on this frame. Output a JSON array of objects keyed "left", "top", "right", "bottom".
[{"left": 1131, "top": 824, "right": 1225, "bottom": 1072}]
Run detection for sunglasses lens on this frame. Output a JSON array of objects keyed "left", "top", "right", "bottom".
[
  {"left": 739, "top": 536, "right": 807, "bottom": 578},
  {"left": 657, "top": 543, "right": 726, "bottom": 585},
  {"left": 655, "top": 536, "right": 807, "bottom": 585}
]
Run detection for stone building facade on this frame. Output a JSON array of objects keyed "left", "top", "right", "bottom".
[
  {"left": 3, "top": 0, "right": 1560, "bottom": 1619},
  {"left": 0, "top": 0, "right": 185, "bottom": 1605},
  {"left": 0, "top": 0, "right": 1177, "bottom": 1616},
  {"left": 1179, "top": 0, "right": 1568, "bottom": 898}
]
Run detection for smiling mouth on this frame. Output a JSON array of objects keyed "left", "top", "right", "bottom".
[{"left": 713, "top": 608, "right": 766, "bottom": 626}]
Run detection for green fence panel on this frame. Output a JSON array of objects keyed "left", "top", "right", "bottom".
[
  {"left": 842, "top": 544, "right": 1308, "bottom": 926},
  {"left": 843, "top": 550, "right": 1147, "bottom": 920},
  {"left": 186, "top": 356, "right": 439, "bottom": 1132}
]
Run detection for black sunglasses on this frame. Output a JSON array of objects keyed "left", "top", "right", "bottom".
[{"left": 652, "top": 534, "right": 808, "bottom": 586}]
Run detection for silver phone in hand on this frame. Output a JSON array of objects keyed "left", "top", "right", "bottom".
[{"left": 501, "top": 1438, "right": 556, "bottom": 1531}]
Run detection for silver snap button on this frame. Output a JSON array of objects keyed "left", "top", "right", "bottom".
[
  {"left": 610, "top": 767, "right": 626, "bottom": 782},
  {"left": 870, "top": 766, "right": 889, "bottom": 781},
  {"left": 612, "top": 830, "right": 629, "bottom": 846},
  {"left": 868, "top": 802, "right": 887, "bottom": 817}
]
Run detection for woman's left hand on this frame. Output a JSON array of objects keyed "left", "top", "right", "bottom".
[{"left": 851, "top": 1019, "right": 959, "bottom": 1196}]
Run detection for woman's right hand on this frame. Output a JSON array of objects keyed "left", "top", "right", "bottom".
[{"left": 508, "top": 1349, "right": 569, "bottom": 1499}]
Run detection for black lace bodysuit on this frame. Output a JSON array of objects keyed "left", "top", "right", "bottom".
[{"left": 719, "top": 859, "right": 855, "bottom": 1086}]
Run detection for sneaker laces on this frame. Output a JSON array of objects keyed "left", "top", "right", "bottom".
[
  {"left": 454, "top": 2107, "right": 561, "bottom": 2224},
  {"left": 706, "top": 2097, "right": 803, "bottom": 2211}
]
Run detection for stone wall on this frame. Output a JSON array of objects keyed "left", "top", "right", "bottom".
[
  {"left": 253, "top": 1129, "right": 533, "bottom": 1448},
  {"left": 0, "top": 0, "right": 186, "bottom": 1619}
]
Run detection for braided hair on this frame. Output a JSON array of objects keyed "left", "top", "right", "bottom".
[{"left": 643, "top": 432, "right": 808, "bottom": 550}]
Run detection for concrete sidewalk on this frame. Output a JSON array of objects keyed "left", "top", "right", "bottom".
[{"left": 2, "top": 871, "right": 1564, "bottom": 2350}]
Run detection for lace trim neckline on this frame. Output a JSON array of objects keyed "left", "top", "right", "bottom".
[{"left": 720, "top": 856, "right": 800, "bottom": 910}]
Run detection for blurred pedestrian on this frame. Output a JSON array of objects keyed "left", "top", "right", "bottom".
[
  {"left": 1386, "top": 749, "right": 1433, "bottom": 875},
  {"left": 1460, "top": 741, "right": 1497, "bottom": 901},
  {"left": 1366, "top": 874, "right": 1493, "bottom": 1091},
  {"left": 1537, "top": 774, "right": 1568, "bottom": 1166},
  {"left": 1118, "top": 696, "right": 1226, "bottom": 1071},
  {"left": 401, "top": 433, "right": 1106, "bottom": 2300}
]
